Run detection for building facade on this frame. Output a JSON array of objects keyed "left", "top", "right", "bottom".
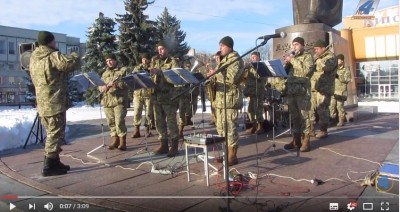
[
  {"left": 342, "top": 5, "right": 399, "bottom": 101},
  {"left": 0, "top": 25, "right": 81, "bottom": 106}
]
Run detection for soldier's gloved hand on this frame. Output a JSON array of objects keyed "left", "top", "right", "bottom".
[
  {"left": 335, "top": 74, "right": 339, "bottom": 79},
  {"left": 266, "top": 83, "right": 272, "bottom": 88}
]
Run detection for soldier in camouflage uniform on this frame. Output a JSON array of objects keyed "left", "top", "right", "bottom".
[
  {"left": 99, "top": 54, "right": 130, "bottom": 151},
  {"left": 310, "top": 39, "right": 337, "bottom": 138},
  {"left": 131, "top": 53, "right": 154, "bottom": 138},
  {"left": 30, "top": 31, "right": 78, "bottom": 176},
  {"left": 208, "top": 36, "right": 244, "bottom": 165},
  {"left": 243, "top": 51, "right": 267, "bottom": 135},
  {"left": 283, "top": 37, "right": 314, "bottom": 152},
  {"left": 329, "top": 54, "right": 351, "bottom": 127},
  {"left": 150, "top": 41, "right": 180, "bottom": 157}
]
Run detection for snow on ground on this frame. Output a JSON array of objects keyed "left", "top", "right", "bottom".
[{"left": 0, "top": 100, "right": 397, "bottom": 152}]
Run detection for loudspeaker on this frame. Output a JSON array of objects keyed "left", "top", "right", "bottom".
[{"left": 19, "top": 42, "right": 38, "bottom": 70}]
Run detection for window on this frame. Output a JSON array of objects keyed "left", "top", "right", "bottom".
[
  {"left": 8, "top": 41, "right": 15, "bottom": 55},
  {"left": 8, "top": 63, "right": 15, "bottom": 70},
  {"left": 0, "top": 40, "right": 5, "bottom": 54}
]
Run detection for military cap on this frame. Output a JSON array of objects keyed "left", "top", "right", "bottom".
[
  {"left": 219, "top": 36, "right": 234, "bottom": 49},
  {"left": 314, "top": 39, "right": 327, "bottom": 48},
  {"left": 292, "top": 37, "right": 305, "bottom": 46},
  {"left": 37, "top": 31, "right": 55, "bottom": 45},
  {"left": 251, "top": 51, "right": 260, "bottom": 57},
  {"left": 141, "top": 53, "right": 151, "bottom": 59},
  {"left": 104, "top": 53, "right": 117, "bottom": 60},
  {"left": 336, "top": 54, "right": 344, "bottom": 60},
  {"left": 157, "top": 40, "right": 167, "bottom": 47}
]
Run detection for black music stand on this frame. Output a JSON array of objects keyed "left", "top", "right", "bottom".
[
  {"left": 190, "top": 73, "right": 207, "bottom": 133},
  {"left": 163, "top": 68, "right": 200, "bottom": 86},
  {"left": 260, "top": 60, "right": 295, "bottom": 159},
  {"left": 121, "top": 72, "right": 156, "bottom": 157},
  {"left": 81, "top": 71, "right": 109, "bottom": 159},
  {"left": 23, "top": 112, "right": 46, "bottom": 148}
]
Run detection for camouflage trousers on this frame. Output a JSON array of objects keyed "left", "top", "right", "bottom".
[
  {"left": 287, "top": 95, "right": 311, "bottom": 134},
  {"left": 215, "top": 108, "right": 239, "bottom": 147},
  {"left": 310, "top": 91, "right": 331, "bottom": 125},
  {"left": 177, "top": 95, "right": 191, "bottom": 126},
  {"left": 104, "top": 105, "right": 127, "bottom": 137},
  {"left": 247, "top": 95, "right": 265, "bottom": 123},
  {"left": 133, "top": 97, "right": 153, "bottom": 127},
  {"left": 154, "top": 103, "right": 179, "bottom": 141},
  {"left": 329, "top": 96, "right": 346, "bottom": 119},
  {"left": 41, "top": 112, "right": 66, "bottom": 158}
]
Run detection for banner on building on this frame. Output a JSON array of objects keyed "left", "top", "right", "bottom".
[{"left": 353, "top": 0, "right": 380, "bottom": 19}]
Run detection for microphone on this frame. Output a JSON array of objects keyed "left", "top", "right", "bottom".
[{"left": 257, "top": 32, "right": 287, "bottom": 40}]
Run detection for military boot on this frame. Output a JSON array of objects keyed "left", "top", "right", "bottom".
[
  {"left": 55, "top": 155, "right": 70, "bottom": 171},
  {"left": 131, "top": 125, "right": 141, "bottom": 138},
  {"left": 167, "top": 139, "right": 179, "bottom": 157},
  {"left": 153, "top": 139, "right": 169, "bottom": 155},
  {"left": 316, "top": 124, "right": 328, "bottom": 139},
  {"left": 254, "top": 122, "right": 265, "bottom": 134},
  {"left": 42, "top": 156, "right": 68, "bottom": 177},
  {"left": 336, "top": 117, "right": 345, "bottom": 127},
  {"left": 178, "top": 124, "right": 185, "bottom": 140},
  {"left": 228, "top": 146, "right": 238, "bottom": 166},
  {"left": 309, "top": 122, "right": 316, "bottom": 137},
  {"left": 300, "top": 134, "right": 311, "bottom": 152},
  {"left": 244, "top": 123, "right": 256, "bottom": 135},
  {"left": 118, "top": 135, "right": 127, "bottom": 151},
  {"left": 108, "top": 136, "right": 120, "bottom": 150},
  {"left": 283, "top": 137, "right": 295, "bottom": 150},
  {"left": 293, "top": 133, "right": 302, "bottom": 148}
]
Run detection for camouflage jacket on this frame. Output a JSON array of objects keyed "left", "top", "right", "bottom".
[
  {"left": 150, "top": 56, "right": 179, "bottom": 104},
  {"left": 286, "top": 50, "right": 313, "bottom": 96},
  {"left": 132, "top": 64, "right": 152, "bottom": 98},
  {"left": 213, "top": 51, "right": 244, "bottom": 109},
  {"left": 312, "top": 50, "right": 337, "bottom": 95},
  {"left": 30, "top": 45, "right": 78, "bottom": 117},
  {"left": 243, "top": 65, "right": 267, "bottom": 97},
  {"left": 334, "top": 64, "right": 351, "bottom": 96},
  {"left": 100, "top": 66, "right": 130, "bottom": 108}
]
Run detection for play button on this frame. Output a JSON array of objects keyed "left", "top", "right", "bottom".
[{"left": 9, "top": 203, "right": 16, "bottom": 210}]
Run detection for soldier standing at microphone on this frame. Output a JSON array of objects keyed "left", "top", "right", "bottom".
[
  {"left": 150, "top": 41, "right": 180, "bottom": 157},
  {"left": 283, "top": 37, "right": 314, "bottom": 152},
  {"left": 208, "top": 36, "right": 244, "bottom": 165}
]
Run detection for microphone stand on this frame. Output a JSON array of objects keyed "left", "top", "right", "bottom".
[{"left": 171, "top": 38, "right": 271, "bottom": 211}]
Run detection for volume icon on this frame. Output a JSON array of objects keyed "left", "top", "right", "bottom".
[{"left": 44, "top": 202, "right": 53, "bottom": 211}]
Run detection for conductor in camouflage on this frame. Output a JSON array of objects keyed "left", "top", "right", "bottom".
[{"left": 30, "top": 31, "right": 78, "bottom": 176}]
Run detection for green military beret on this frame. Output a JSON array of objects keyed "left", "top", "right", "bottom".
[
  {"left": 336, "top": 54, "right": 344, "bottom": 60},
  {"left": 219, "top": 36, "right": 234, "bottom": 49},
  {"left": 157, "top": 40, "right": 167, "bottom": 48},
  {"left": 104, "top": 53, "right": 117, "bottom": 60},
  {"left": 314, "top": 39, "right": 327, "bottom": 48},
  {"left": 37, "top": 31, "right": 55, "bottom": 45},
  {"left": 292, "top": 37, "right": 305, "bottom": 46}
]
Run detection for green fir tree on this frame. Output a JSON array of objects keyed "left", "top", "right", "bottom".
[{"left": 82, "top": 12, "right": 118, "bottom": 106}]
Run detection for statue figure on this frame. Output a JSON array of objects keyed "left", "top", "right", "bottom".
[{"left": 292, "top": 0, "right": 343, "bottom": 27}]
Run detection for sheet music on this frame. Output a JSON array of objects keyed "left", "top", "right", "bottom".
[
  {"left": 264, "top": 59, "right": 288, "bottom": 78},
  {"left": 163, "top": 68, "right": 199, "bottom": 85},
  {"left": 83, "top": 71, "right": 106, "bottom": 86},
  {"left": 251, "top": 62, "right": 273, "bottom": 78},
  {"left": 121, "top": 73, "right": 155, "bottom": 90}
]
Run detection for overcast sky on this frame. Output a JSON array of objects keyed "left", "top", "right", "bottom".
[{"left": 0, "top": 0, "right": 397, "bottom": 54}]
